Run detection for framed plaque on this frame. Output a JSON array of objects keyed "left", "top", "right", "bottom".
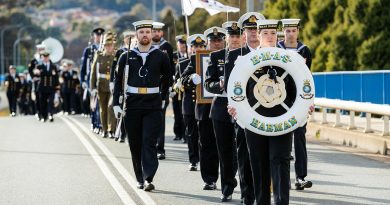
[{"left": 196, "top": 50, "right": 213, "bottom": 104}]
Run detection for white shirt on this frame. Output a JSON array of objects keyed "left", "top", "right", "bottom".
[
  {"left": 180, "top": 52, "right": 187, "bottom": 58},
  {"left": 248, "top": 44, "right": 257, "bottom": 52},
  {"left": 45, "top": 62, "right": 50, "bottom": 71}
]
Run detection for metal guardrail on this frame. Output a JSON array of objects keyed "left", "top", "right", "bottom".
[
  {"left": 313, "top": 70, "right": 390, "bottom": 105},
  {"left": 312, "top": 98, "right": 390, "bottom": 136}
]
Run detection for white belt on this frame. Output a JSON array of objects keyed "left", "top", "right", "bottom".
[
  {"left": 97, "top": 73, "right": 110, "bottom": 79},
  {"left": 126, "top": 86, "right": 160, "bottom": 94}
]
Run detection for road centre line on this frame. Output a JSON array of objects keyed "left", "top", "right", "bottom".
[
  {"left": 67, "top": 116, "right": 157, "bottom": 205},
  {"left": 60, "top": 116, "right": 136, "bottom": 205}
]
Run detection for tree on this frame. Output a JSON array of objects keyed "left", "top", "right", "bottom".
[
  {"left": 113, "top": 14, "right": 139, "bottom": 35},
  {"left": 160, "top": 7, "right": 176, "bottom": 46},
  {"left": 129, "top": 3, "right": 151, "bottom": 19}
]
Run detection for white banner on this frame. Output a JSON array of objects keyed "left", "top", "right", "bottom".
[{"left": 182, "top": 0, "right": 240, "bottom": 16}]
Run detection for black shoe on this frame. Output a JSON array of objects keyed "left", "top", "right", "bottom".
[
  {"left": 109, "top": 132, "right": 115, "bottom": 139},
  {"left": 203, "top": 182, "right": 216, "bottom": 190},
  {"left": 295, "top": 178, "right": 312, "bottom": 190},
  {"left": 144, "top": 181, "right": 155, "bottom": 192},
  {"left": 182, "top": 139, "right": 187, "bottom": 144},
  {"left": 136, "top": 182, "right": 144, "bottom": 189},
  {"left": 114, "top": 136, "right": 119, "bottom": 141},
  {"left": 157, "top": 153, "right": 166, "bottom": 160},
  {"left": 242, "top": 197, "right": 255, "bottom": 205},
  {"left": 49, "top": 115, "right": 54, "bottom": 122},
  {"left": 221, "top": 194, "right": 232, "bottom": 202},
  {"left": 102, "top": 131, "right": 108, "bottom": 138},
  {"left": 119, "top": 138, "right": 125, "bottom": 143},
  {"left": 189, "top": 163, "right": 197, "bottom": 171},
  {"left": 173, "top": 136, "right": 181, "bottom": 141}
]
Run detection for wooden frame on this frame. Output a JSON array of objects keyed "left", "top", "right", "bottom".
[{"left": 196, "top": 50, "right": 213, "bottom": 104}]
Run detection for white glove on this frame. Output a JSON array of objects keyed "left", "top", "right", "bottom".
[
  {"left": 191, "top": 73, "right": 201, "bottom": 85},
  {"left": 82, "top": 82, "right": 87, "bottom": 89},
  {"left": 109, "top": 82, "right": 114, "bottom": 93},
  {"left": 219, "top": 76, "right": 225, "bottom": 88},
  {"left": 113, "top": 106, "right": 123, "bottom": 119},
  {"left": 91, "top": 89, "right": 98, "bottom": 97},
  {"left": 169, "top": 91, "right": 176, "bottom": 98},
  {"left": 161, "top": 100, "right": 166, "bottom": 109}
]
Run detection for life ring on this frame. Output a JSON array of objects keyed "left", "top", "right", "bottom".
[{"left": 227, "top": 47, "right": 314, "bottom": 136}]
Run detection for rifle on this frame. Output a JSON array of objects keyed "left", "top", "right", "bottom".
[{"left": 114, "top": 36, "right": 132, "bottom": 139}]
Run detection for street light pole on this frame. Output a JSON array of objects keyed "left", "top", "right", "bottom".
[
  {"left": 13, "top": 38, "right": 22, "bottom": 66},
  {"left": 1, "top": 24, "right": 21, "bottom": 76},
  {"left": 152, "top": 0, "right": 156, "bottom": 21},
  {"left": 16, "top": 25, "right": 34, "bottom": 66}
]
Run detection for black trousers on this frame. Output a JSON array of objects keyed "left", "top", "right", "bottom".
[
  {"left": 157, "top": 99, "right": 169, "bottom": 154},
  {"left": 62, "top": 91, "right": 75, "bottom": 113},
  {"left": 39, "top": 91, "right": 54, "bottom": 120},
  {"left": 184, "top": 114, "right": 199, "bottom": 164},
  {"left": 198, "top": 119, "right": 219, "bottom": 184},
  {"left": 124, "top": 109, "right": 161, "bottom": 183},
  {"left": 18, "top": 97, "right": 31, "bottom": 115},
  {"left": 81, "top": 88, "right": 90, "bottom": 115},
  {"left": 213, "top": 120, "right": 238, "bottom": 196},
  {"left": 245, "top": 129, "right": 292, "bottom": 205},
  {"left": 6, "top": 91, "right": 17, "bottom": 113},
  {"left": 235, "top": 125, "right": 254, "bottom": 204},
  {"left": 34, "top": 91, "right": 40, "bottom": 115},
  {"left": 120, "top": 117, "right": 127, "bottom": 141},
  {"left": 293, "top": 124, "right": 308, "bottom": 179},
  {"left": 172, "top": 96, "right": 185, "bottom": 139}
]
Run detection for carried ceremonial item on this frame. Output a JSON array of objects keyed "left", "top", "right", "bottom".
[
  {"left": 196, "top": 50, "right": 213, "bottom": 104},
  {"left": 114, "top": 37, "right": 131, "bottom": 139},
  {"left": 227, "top": 47, "right": 314, "bottom": 136},
  {"left": 41, "top": 37, "right": 64, "bottom": 63}
]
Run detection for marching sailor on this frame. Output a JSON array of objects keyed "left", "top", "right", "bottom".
[
  {"left": 113, "top": 20, "right": 171, "bottom": 191},
  {"left": 203, "top": 26, "right": 239, "bottom": 201},
  {"left": 60, "top": 60, "right": 79, "bottom": 115},
  {"left": 278, "top": 18, "right": 313, "bottom": 190},
  {"left": 5, "top": 65, "right": 21, "bottom": 116},
  {"left": 227, "top": 17, "right": 294, "bottom": 205},
  {"left": 28, "top": 44, "right": 46, "bottom": 119},
  {"left": 110, "top": 30, "right": 134, "bottom": 143},
  {"left": 205, "top": 21, "right": 248, "bottom": 202},
  {"left": 221, "top": 12, "right": 266, "bottom": 204},
  {"left": 80, "top": 27, "right": 104, "bottom": 133},
  {"left": 36, "top": 49, "right": 59, "bottom": 122},
  {"left": 180, "top": 34, "right": 206, "bottom": 172},
  {"left": 171, "top": 34, "right": 188, "bottom": 141},
  {"left": 152, "top": 21, "right": 175, "bottom": 160}
]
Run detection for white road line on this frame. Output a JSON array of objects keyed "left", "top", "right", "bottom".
[
  {"left": 60, "top": 116, "right": 136, "bottom": 205},
  {"left": 68, "top": 116, "right": 157, "bottom": 205}
]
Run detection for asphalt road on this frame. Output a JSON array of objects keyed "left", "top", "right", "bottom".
[{"left": 0, "top": 114, "right": 389, "bottom": 205}]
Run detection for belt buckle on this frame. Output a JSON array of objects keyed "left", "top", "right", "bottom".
[{"left": 138, "top": 87, "right": 147, "bottom": 94}]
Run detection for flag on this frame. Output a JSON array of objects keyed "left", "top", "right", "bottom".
[{"left": 182, "top": 0, "right": 240, "bottom": 16}]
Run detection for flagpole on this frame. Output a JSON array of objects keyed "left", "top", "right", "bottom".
[
  {"left": 181, "top": 0, "right": 190, "bottom": 36},
  {"left": 184, "top": 14, "right": 190, "bottom": 36},
  {"left": 247, "top": 0, "right": 254, "bottom": 12}
]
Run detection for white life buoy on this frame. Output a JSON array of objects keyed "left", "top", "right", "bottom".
[{"left": 227, "top": 47, "right": 314, "bottom": 136}]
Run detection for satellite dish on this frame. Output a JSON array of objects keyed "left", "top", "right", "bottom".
[{"left": 42, "top": 37, "right": 64, "bottom": 63}]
